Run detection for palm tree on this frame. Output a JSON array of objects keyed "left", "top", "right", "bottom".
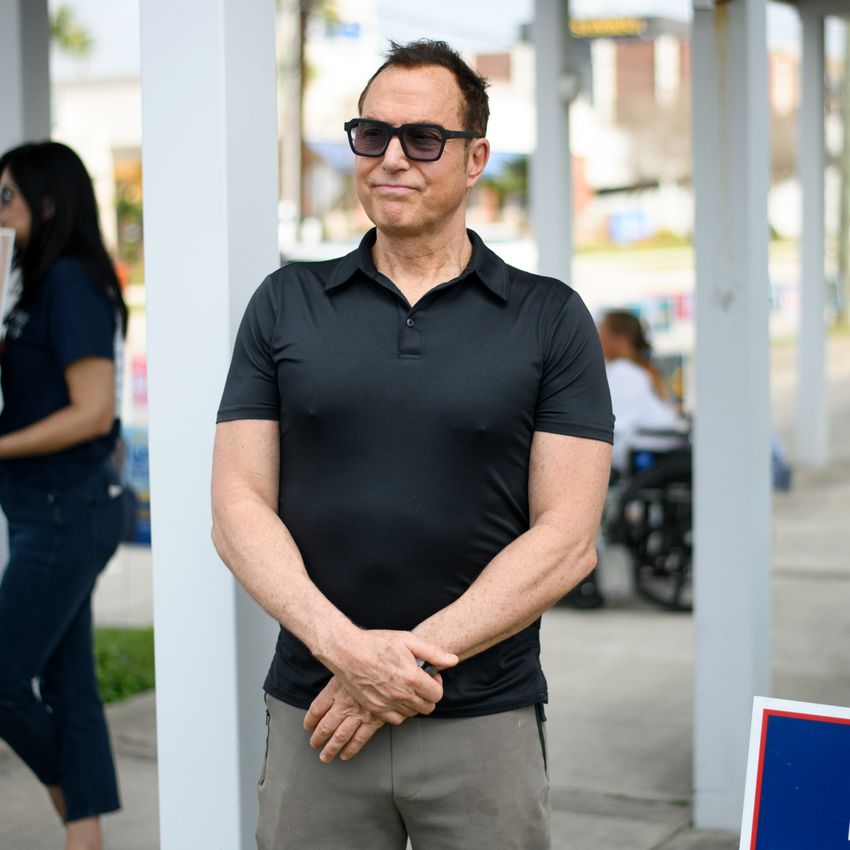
[{"left": 49, "top": 4, "right": 94, "bottom": 58}]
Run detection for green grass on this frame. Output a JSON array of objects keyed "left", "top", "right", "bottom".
[{"left": 94, "top": 627, "right": 155, "bottom": 704}]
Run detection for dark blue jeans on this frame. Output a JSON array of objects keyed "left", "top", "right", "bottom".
[{"left": 0, "top": 462, "right": 124, "bottom": 821}]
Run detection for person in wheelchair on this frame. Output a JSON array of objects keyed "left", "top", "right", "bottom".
[
  {"left": 563, "top": 311, "right": 691, "bottom": 610},
  {"left": 597, "top": 310, "right": 685, "bottom": 475}
]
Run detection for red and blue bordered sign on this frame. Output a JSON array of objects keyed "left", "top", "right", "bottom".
[{"left": 740, "top": 697, "right": 850, "bottom": 850}]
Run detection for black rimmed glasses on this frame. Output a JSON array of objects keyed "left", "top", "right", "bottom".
[{"left": 344, "top": 119, "right": 479, "bottom": 162}]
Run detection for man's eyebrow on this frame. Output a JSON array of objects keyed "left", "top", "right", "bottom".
[{"left": 360, "top": 116, "right": 445, "bottom": 126}]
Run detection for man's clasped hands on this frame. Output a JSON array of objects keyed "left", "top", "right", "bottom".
[{"left": 303, "top": 629, "right": 458, "bottom": 763}]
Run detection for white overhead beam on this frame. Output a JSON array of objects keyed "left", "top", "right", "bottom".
[
  {"left": 140, "top": 1, "right": 280, "bottom": 847},
  {"left": 796, "top": 9, "right": 828, "bottom": 469},
  {"left": 532, "top": 0, "right": 574, "bottom": 283},
  {"left": 691, "top": 0, "right": 772, "bottom": 831}
]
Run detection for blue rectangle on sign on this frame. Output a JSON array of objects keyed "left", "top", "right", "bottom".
[{"left": 754, "top": 711, "right": 850, "bottom": 849}]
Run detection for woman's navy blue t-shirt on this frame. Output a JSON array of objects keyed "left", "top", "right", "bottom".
[{"left": 0, "top": 257, "right": 120, "bottom": 488}]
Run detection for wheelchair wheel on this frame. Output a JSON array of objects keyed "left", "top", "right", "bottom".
[{"left": 611, "top": 454, "right": 692, "bottom": 612}]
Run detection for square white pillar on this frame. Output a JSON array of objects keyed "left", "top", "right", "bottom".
[
  {"left": 0, "top": 0, "right": 50, "bottom": 574},
  {"left": 796, "top": 9, "right": 828, "bottom": 468},
  {"left": 0, "top": 0, "right": 50, "bottom": 153},
  {"left": 532, "top": 0, "right": 574, "bottom": 282},
  {"left": 140, "top": 2, "right": 280, "bottom": 847},
  {"left": 691, "top": 0, "right": 772, "bottom": 831}
]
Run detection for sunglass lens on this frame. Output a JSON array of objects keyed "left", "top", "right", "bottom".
[
  {"left": 352, "top": 122, "right": 389, "bottom": 155},
  {"left": 402, "top": 127, "right": 443, "bottom": 160}
]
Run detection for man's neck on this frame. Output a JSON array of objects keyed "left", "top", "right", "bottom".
[{"left": 372, "top": 225, "right": 473, "bottom": 306}]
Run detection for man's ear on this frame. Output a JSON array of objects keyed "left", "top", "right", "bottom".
[
  {"left": 466, "top": 138, "right": 490, "bottom": 188},
  {"left": 43, "top": 198, "right": 55, "bottom": 219}
]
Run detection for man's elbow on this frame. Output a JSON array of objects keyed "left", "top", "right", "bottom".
[
  {"left": 576, "top": 544, "right": 597, "bottom": 582},
  {"left": 575, "top": 540, "right": 597, "bottom": 579},
  {"left": 555, "top": 536, "right": 598, "bottom": 596},
  {"left": 210, "top": 513, "right": 230, "bottom": 566}
]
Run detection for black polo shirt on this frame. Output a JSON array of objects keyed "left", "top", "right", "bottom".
[{"left": 217, "top": 228, "right": 613, "bottom": 717}]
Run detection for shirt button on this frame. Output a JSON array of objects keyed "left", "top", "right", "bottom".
[{"left": 406, "top": 318, "right": 415, "bottom": 327}]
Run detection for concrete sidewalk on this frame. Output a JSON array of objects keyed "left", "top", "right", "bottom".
[{"left": 1, "top": 337, "right": 848, "bottom": 849}]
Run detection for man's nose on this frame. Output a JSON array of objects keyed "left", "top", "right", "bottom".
[{"left": 382, "top": 135, "right": 409, "bottom": 169}]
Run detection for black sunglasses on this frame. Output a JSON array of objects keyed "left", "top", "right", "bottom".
[{"left": 344, "top": 119, "right": 479, "bottom": 162}]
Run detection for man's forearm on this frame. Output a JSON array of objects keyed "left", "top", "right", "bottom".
[
  {"left": 212, "top": 491, "right": 456, "bottom": 722},
  {"left": 414, "top": 518, "right": 597, "bottom": 661},
  {"left": 211, "top": 493, "right": 356, "bottom": 659},
  {"left": 304, "top": 519, "right": 597, "bottom": 762}
]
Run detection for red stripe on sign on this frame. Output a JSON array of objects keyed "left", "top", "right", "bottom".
[
  {"left": 762, "top": 709, "right": 850, "bottom": 727},
  {"left": 750, "top": 708, "right": 771, "bottom": 849},
  {"left": 749, "top": 709, "right": 850, "bottom": 849}
]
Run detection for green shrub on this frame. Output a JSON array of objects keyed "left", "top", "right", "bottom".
[{"left": 94, "top": 627, "right": 155, "bottom": 704}]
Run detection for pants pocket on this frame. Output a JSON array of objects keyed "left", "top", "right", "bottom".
[
  {"left": 534, "top": 703, "right": 548, "bottom": 778},
  {"left": 258, "top": 706, "right": 271, "bottom": 789}
]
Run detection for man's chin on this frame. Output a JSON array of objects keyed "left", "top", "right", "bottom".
[{"left": 371, "top": 214, "right": 421, "bottom": 238}]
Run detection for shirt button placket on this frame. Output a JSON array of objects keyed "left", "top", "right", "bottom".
[{"left": 399, "top": 311, "right": 421, "bottom": 358}]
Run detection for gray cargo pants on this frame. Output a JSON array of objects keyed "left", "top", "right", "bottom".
[{"left": 256, "top": 693, "right": 551, "bottom": 850}]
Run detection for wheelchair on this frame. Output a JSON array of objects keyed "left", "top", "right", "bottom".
[{"left": 601, "top": 429, "right": 693, "bottom": 612}]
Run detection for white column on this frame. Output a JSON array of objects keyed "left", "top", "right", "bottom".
[
  {"left": 140, "top": 2, "right": 280, "bottom": 848},
  {"left": 796, "top": 9, "right": 828, "bottom": 468},
  {"left": 532, "top": 0, "right": 573, "bottom": 283},
  {"left": 0, "top": 0, "right": 49, "bottom": 573},
  {"left": 691, "top": 0, "right": 771, "bottom": 831},
  {"left": 0, "top": 0, "right": 50, "bottom": 154}
]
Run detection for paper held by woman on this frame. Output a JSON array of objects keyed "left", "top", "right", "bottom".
[{"left": 0, "top": 227, "right": 13, "bottom": 319}]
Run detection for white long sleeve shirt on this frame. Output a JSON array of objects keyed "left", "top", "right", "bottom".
[{"left": 606, "top": 358, "right": 684, "bottom": 472}]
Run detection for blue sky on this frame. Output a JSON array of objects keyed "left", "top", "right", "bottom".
[{"left": 48, "top": 0, "right": 841, "bottom": 81}]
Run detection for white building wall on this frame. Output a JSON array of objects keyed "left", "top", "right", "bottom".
[
  {"left": 302, "top": 0, "right": 382, "bottom": 141},
  {"left": 655, "top": 35, "right": 681, "bottom": 107},
  {"left": 486, "top": 43, "right": 536, "bottom": 155},
  {"left": 51, "top": 78, "right": 143, "bottom": 250},
  {"left": 591, "top": 39, "right": 617, "bottom": 124}
]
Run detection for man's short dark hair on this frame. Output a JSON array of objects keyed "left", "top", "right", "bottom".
[{"left": 358, "top": 39, "right": 490, "bottom": 136}]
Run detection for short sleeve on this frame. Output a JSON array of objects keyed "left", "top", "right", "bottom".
[
  {"left": 534, "top": 291, "right": 614, "bottom": 443},
  {"left": 45, "top": 261, "right": 115, "bottom": 367},
  {"left": 216, "top": 276, "right": 280, "bottom": 422}
]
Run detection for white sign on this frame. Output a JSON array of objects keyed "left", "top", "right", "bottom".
[
  {"left": 0, "top": 227, "right": 14, "bottom": 321},
  {"left": 740, "top": 696, "right": 850, "bottom": 850}
]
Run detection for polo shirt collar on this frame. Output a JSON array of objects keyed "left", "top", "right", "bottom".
[{"left": 324, "top": 228, "right": 510, "bottom": 302}]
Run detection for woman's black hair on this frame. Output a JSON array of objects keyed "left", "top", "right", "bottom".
[{"left": 0, "top": 141, "right": 128, "bottom": 335}]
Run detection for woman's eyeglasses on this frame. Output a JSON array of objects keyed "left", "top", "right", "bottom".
[
  {"left": 344, "top": 119, "right": 479, "bottom": 162},
  {"left": 0, "top": 187, "right": 14, "bottom": 207}
]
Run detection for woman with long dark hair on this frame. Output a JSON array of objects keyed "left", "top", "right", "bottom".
[{"left": 0, "top": 141, "right": 127, "bottom": 850}]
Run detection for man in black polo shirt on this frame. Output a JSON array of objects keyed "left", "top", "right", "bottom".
[{"left": 212, "top": 39, "right": 613, "bottom": 850}]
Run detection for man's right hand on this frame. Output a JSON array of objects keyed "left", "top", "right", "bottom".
[
  {"left": 304, "top": 677, "right": 385, "bottom": 762},
  {"left": 319, "top": 628, "right": 457, "bottom": 723}
]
